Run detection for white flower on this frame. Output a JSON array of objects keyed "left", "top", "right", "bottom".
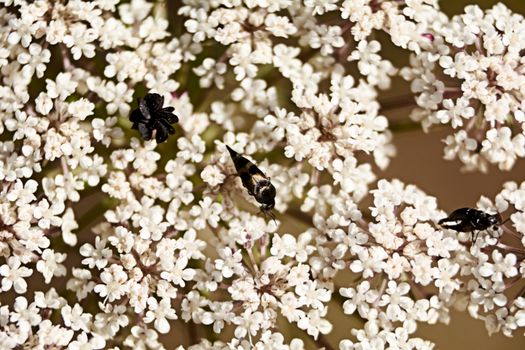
[
  {"left": 119, "top": 0, "right": 153, "bottom": 24},
  {"left": 229, "top": 43, "right": 258, "bottom": 81},
  {"left": 101, "top": 171, "right": 131, "bottom": 199},
  {"left": 233, "top": 309, "right": 264, "bottom": 339},
  {"left": 94, "top": 303, "right": 129, "bottom": 337},
  {"left": 175, "top": 229, "right": 206, "bottom": 260},
  {"left": 404, "top": 3, "right": 525, "bottom": 171},
  {"left": 67, "top": 98, "right": 94, "bottom": 120},
  {"left": 295, "top": 280, "right": 331, "bottom": 310},
  {"left": 46, "top": 19, "right": 67, "bottom": 45},
  {"left": 10, "top": 296, "right": 41, "bottom": 333},
  {"left": 94, "top": 264, "right": 129, "bottom": 302},
  {"left": 139, "top": 17, "right": 169, "bottom": 42},
  {"left": 297, "top": 309, "right": 332, "bottom": 340},
  {"left": 144, "top": 297, "right": 177, "bottom": 334},
  {"left": 264, "top": 14, "right": 296, "bottom": 38},
  {"left": 478, "top": 250, "right": 518, "bottom": 283},
  {"left": 4, "top": 0, "right": 525, "bottom": 346},
  {"left": 201, "top": 164, "right": 226, "bottom": 187},
  {"left": 80, "top": 237, "right": 112, "bottom": 270},
  {"left": 435, "top": 98, "right": 475, "bottom": 128},
  {"left": 470, "top": 282, "right": 507, "bottom": 312},
  {"left": 279, "top": 292, "right": 306, "bottom": 323},
  {"left": 410, "top": 254, "right": 434, "bottom": 286},
  {"left": 18, "top": 43, "right": 51, "bottom": 79},
  {"left": 36, "top": 249, "right": 67, "bottom": 283},
  {"left": 304, "top": 0, "right": 338, "bottom": 15},
  {"left": 35, "top": 92, "right": 53, "bottom": 114},
  {"left": 34, "top": 288, "right": 66, "bottom": 310},
  {"left": 68, "top": 332, "right": 105, "bottom": 350},
  {"left": 33, "top": 199, "right": 65, "bottom": 229},
  {"left": 215, "top": 247, "right": 244, "bottom": 279},
  {"left": 302, "top": 25, "right": 344, "bottom": 56},
  {"left": 103, "top": 81, "right": 134, "bottom": 116},
  {"left": 189, "top": 197, "right": 223, "bottom": 230},
  {"left": 61, "top": 304, "right": 91, "bottom": 332},
  {"left": 160, "top": 257, "right": 196, "bottom": 287},
  {"left": 46, "top": 72, "right": 77, "bottom": 100},
  {"left": 271, "top": 234, "right": 300, "bottom": 260},
  {"left": 92, "top": 117, "right": 123, "bottom": 146},
  {"left": 18, "top": 226, "right": 50, "bottom": 253},
  {"left": 350, "top": 246, "right": 388, "bottom": 278},
  {"left": 6, "top": 179, "right": 38, "bottom": 205},
  {"left": 104, "top": 51, "right": 147, "bottom": 82},
  {"left": 340, "top": 281, "right": 377, "bottom": 317},
  {"left": 481, "top": 127, "right": 525, "bottom": 171},
  {"left": 177, "top": 135, "right": 206, "bottom": 163},
  {"left": 380, "top": 281, "right": 414, "bottom": 322},
  {"left": 332, "top": 156, "right": 375, "bottom": 201},
  {"left": 193, "top": 57, "right": 227, "bottom": 89},
  {"left": 63, "top": 23, "right": 97, "bottom": 60},
  {"left": 433, "top": 259, "right": 460, "bottom": 298},
  {"left": 61, "top": 208, "right": 79, "bottom": 246}
]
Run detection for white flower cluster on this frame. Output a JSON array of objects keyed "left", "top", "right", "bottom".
[
  {"left": 1, "top": 0, "right": 525, "bottom": 349},
  {"left": 459, "top": 182, "right": 525, "bottom": 337},
  {"left": 306, "top": 179, "right": 452, "bottom": 349},
  {"left": 401, "top": 4, "right": 525, "bottom": 172}
]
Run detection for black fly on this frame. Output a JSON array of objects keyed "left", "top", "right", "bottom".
[
  {"left": 438, "top": 208, "right": 505, "bottom": 242},
  {"left": 226, "top": 145, "right": 276, "bottom": 221}
]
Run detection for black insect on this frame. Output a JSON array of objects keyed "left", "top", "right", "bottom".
[
  {"left": 438, "top": 208, "right": 503, "bottom": 242},
  {"left": 226, "top": 145, "right": 276, "bottom": 220},
  {"left": 129, "top": 93, "right": 179, "bottom": 143}
]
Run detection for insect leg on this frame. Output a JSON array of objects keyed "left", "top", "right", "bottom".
[{"left": 472, "top": 230, "right": 479, "bottom": 243}]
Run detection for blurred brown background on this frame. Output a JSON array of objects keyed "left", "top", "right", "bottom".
[{"left": 377, "top": 1, "right": 525, "bottom": 348}]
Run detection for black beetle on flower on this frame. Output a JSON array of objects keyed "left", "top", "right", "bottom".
[
  {"left": 129, "top": 93, "right": 179, "bottom": 143},
  {"left": 438, "top": 207, "right": 507, "bottom": 242}
]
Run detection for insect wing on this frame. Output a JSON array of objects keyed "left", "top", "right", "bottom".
[
  {"left": 227, "top": 146, "right": 257, "bottom": 193},
  {"left": 227, "top": 146, "right": 250, "bottom": 172},
  {"left": 438, "top": 208, "right": 474, "bottom": 231}
]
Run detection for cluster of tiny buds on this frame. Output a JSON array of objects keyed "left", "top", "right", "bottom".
[{"left": 0, "top": 1, "right": 524, "bottom": 350}]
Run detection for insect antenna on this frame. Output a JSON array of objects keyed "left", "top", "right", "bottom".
[
  {"left": 268, "top": 210, "right": 277, "bottom": 225},
  {"left": 258, "top": 208, "right": 277, "bottom": 225},
  {"left": 500, "top": 217, "right": 511, "bottom": 225}
]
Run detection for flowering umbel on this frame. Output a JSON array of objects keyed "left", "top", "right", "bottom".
[
  {"left": 2, "top": 0, "right": 525, "bottom": 349},
  {"left": 130, "top": 93, "right": 179, "bottom": 143}
]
